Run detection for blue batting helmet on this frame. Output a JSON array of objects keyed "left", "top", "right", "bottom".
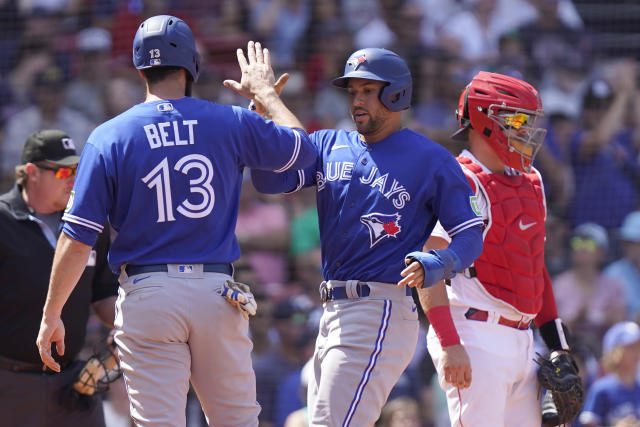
[
  {"left": 133, "top": 15, "right": 200, "bottom": 82},
  {"left": 332, "top": 48, "right": 412, "bottom": 111}
]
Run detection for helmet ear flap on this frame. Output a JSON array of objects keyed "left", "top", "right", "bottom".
[{"left": 459, "top": 87, "right": 470, "bottom": 128}]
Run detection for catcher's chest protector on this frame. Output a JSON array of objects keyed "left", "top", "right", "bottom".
[{"left": 459, "top": 156, "right": 546, "bottom": 315}]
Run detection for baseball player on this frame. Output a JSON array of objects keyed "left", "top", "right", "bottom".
[
  {"left": 413, "top": 71, "right": 578, "bottom": 426},
  {"left": 36, "top": 16, "right": 316, "bottom": 427},
  {"left": 250, "top": 48, "right": 484, "bottom": 426}
]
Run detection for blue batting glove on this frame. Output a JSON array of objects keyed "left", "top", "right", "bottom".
[{"left": 405, "top": 249, "right": 458, "bottom": 288}]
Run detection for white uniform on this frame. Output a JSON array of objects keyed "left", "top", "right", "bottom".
[{"left": 427, "top": 150, "right": 542, "bottom": 427}]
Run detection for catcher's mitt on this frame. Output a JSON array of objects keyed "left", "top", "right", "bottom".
[
  {"left": 536, "top": 352, "right": 584, "bottom": 426},
  {"left": 73, "top": 342, "right": 121, "bottom": 396},
  {"left": 217, "top": 280, "right": 257, "bottom": 320}
]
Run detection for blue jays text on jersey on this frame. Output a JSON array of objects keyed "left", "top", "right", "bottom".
[
  {"left": 253, "top": 128, "right": 483, "bottom": 283},
  {"left": 61, "top": 97, "right": 316, "bottom": 273}
]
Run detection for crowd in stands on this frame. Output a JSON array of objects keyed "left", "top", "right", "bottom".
[{"left": 1, "top": 0, "right": 639, "bottom": 426}]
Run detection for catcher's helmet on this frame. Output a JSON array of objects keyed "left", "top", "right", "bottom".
[
  {"left": 332, "top": 48, "right": 412, "bottom": 112},
  {"left": 452, "top": 71, "right": 546, "bottom": 173},
  {"left": 133, "top": 15, "right": 200, "bottom": 82}
]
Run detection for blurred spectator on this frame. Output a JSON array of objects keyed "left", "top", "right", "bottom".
[
  {"left": 567, "top": 65, "right": 640, "bottom": 233},
  {"left": 579, "top": 321, "right": 640, "bottom": 427},
  {"left": 377, "top": 396, "right": 423, "bottom": 427},
  {"left": 248, "top": 286, "right": 277, "bottom": 358},
  {"left": 604, "top": 211, "right": 640, "bottom": 323},
  {"left": 438, "top": 0, "right": 532, "bottom": 66},
  {"left": 248, "top": 0, "right": 311, "bottom": 68},
  {"left": 516, "top": 0, "right": 588, "bottom": 81},
  {"left": 103, "top": 75, "right": 144, "bottom": 119},
  {"left": 274, "top": 358, "right": 313, "bottom": 427},
  {"left": 534, "top": 98, "right": 579, "bottom": 217},
  {"left": 5, "top": 39, "right": 56, "bottom": 110},
  {"left": 254, "top": 295, "right": 315, "bottom": 427},
  {"left": 414, "top": 0, "right": 461, "bottom": 48},
  {"left": 283, "top": 359, "right": 313, "bottom": 427},
  {"left": 409, "top": 49, "right": 468, "bottom": 150},
  {"left": 236, "top": 174, "right": 291, "bottom": 294},
  {"left": 65, "top": 27, "right": 113, "bottom": 122},
  {"left": 1, "top": 66, "right": 96, "bottom": 187},
  {"left": 553, "top": 223, "right": 627, "bottom": 347},
  {"left": 544, "top": 212, "right": 572, "bottom": 277}
]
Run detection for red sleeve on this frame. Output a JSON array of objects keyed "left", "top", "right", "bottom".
[{"left": 534, "top": 267, "right": 558, "bottom": 327}]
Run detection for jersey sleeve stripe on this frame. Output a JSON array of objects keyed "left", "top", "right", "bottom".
[
  {"left": 273, "top": 129, "right": 301, "bottom": 173},
  {"left": 447, "top": 217, "right": 484, "bottom": 237},
  {"left": 284, "top": 169, "right": 305, "bottom": 194},
  {"left": 62, "top": 213, "right": 104, "bottom": 233}
]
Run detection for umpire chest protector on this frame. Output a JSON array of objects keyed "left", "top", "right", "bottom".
[{"left": 459, "top": 156, "right": 546, "bottom": 315}]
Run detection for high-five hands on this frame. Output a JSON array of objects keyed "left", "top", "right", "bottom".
[{"left": 223, "top": 41, "right": 289, "bottom": 108}]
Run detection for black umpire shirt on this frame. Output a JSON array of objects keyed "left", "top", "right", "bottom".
[{"left": 0, "top": 184, "right": 118, "bottom": 367}]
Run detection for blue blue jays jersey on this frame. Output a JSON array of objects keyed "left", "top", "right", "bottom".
[
  {"left": 253, "top": 128, "right": 482, "bottom": 283},
  {"left": 62, "top": 97, "right": 315, "bottom": 273}
]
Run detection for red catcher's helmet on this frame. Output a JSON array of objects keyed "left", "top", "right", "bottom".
[{"left": 452, "top": 71, "right": 547, "bottom": 173}]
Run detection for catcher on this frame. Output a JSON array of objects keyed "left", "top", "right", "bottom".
[{"left": 404, "top": 71, "right": 583, "bottom": 426}]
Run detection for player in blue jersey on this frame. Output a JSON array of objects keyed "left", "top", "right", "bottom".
[
  {"left": 249, "top": 48, "right": 484, "bottom": 426},
  {"left": 35, "top": 15, "right": 316, "bottom": 427}
]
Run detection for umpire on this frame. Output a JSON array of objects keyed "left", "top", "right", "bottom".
[{"left": 0, "top": 129, "right": 118, "bottom": 426}]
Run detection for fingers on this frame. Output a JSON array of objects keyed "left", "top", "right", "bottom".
[
  {"left": 247, "top": 41, "right": 257, "bottom": 65},
  {"left": 56, "top": 339, "right": 65, "bottom": 356},
  {"left": 398, "top": 262, "right": 423, "bottom": 287},
  {"left": 400, "top": 261, "right": 420, "bottom": 277},
  {"left": 255, "top": 41, "right": 264, "bottom": 64},
  {"left": 236, "top": 48, "right": 248, "bottom": 72},
  {"left": 444, "top": 366, "right": 471, "bottom": 389},
  {"left": 37, "top": 341, "right": 60, "bottom": 372},
  {"left": 264, "top": 47, "right": 271, "bottom": 68},
  {"left": 274, "top": 73, "right": 290, "bottom": 96}
]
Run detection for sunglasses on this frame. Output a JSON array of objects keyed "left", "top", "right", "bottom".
[
  {"left": 501, "top": 112, "right": 530, "bottom": 130},
  {"left": 36, "top": 163, "right": 77, "bottom": 179}
]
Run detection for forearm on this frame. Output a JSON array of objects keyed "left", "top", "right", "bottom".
[
  {"left": 43, "top": 232, "right": 93, "bottom": 317},
  {"left": 250, "top": 168, "right": 299, "bottom": 193},
  {"left": 417, "top": 236, "right": 450, "bottom": 311},
  {"left": 417, "top": 237, "right": 460, "bottom": 347}
]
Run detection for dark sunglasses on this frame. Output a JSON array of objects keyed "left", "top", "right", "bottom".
[{"left": 36, "top": 163, "right": 77, "bottom": 179}]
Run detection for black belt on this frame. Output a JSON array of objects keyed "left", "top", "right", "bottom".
[
  {"left": 125, "top": 263, "right": 233, "bottom": 276},
  {"left": 0, "top": 355, "right": 63, "bottom": 374},
  {"left": 445, "top": 266, "right": 477, "bottom": 285},
  {"left": 320, "top": 282, "right": 411, "bottom": 302}
]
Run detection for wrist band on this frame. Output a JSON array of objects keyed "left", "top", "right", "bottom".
[{"left": 427, "top": 305, "right": 461, "bottom": 347}]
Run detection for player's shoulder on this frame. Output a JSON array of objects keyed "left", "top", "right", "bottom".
[
  {"left": 400, "top": 128, "right": 454, "bottom": 155},
  {"left": 309, "top": 128, "right": 356, "bottom": 148},
  {"left": 310, "top": 128, "right": 352, "bottom": 140}
]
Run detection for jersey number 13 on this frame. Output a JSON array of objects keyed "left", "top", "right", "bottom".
[{"left": 142, "top": 154, "right": 215, "bottom": 222}]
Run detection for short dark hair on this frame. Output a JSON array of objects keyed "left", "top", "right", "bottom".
[{"left": 141, "top": 66, "right": 188, "bottom": 85}]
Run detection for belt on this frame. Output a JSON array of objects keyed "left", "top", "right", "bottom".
[
  {"left": 0, "top": 355, "right": 62, "bottom": 374},
  {"left": 464, "top": 308, "right": 531, "bottom": 330},
  {"left": 125, "top": 263, "right": 233, "bottom": 276},
  {"left": 445, "top": 266, "right": 476, "bottom": 286},
  {"left": 319, "top": 282, "right": 411, "bottom": 302}
]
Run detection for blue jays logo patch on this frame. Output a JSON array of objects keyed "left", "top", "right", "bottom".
[
  {"left": 360, "top": 212, "right": 402, "bottom": 248},
  {"left": 348, "top": 54, "right": 367, "bottom": 71}
]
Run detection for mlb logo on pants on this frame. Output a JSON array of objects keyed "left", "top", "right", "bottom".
[{"left": 178, "top": 265, "right": 193, "bottom": 273}]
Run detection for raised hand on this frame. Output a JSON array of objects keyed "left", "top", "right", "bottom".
[{"left": 224, "top": 41, "right": 277, "bottom": 102}]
